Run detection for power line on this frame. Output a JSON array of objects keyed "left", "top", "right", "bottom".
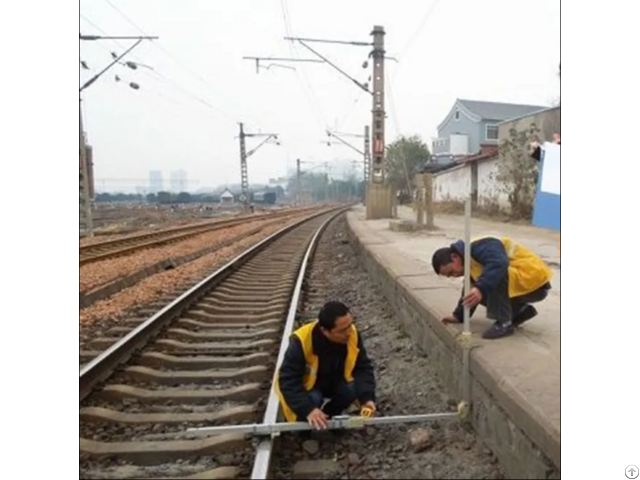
[
  {"left": 397, "top": 0, "right": 443, "bottom": 62},
  {"left": 295, "top": 39, "right": 371, "bottom": 94},
  {"left": 280, "top": 0, "right": 328, "bottom": 131},
  {"left": 282, "top": 30, "right": 377, "bottom": 139},
  {"left": 80, "top": 38, "right": 147, "bottom": 92},
  {"left": 81, "top": 11, "right": 242, "bottom": 123},
  {"left": 390, "top": 0, "right": 443, "bottom": 91},
  {"left": 80, "top": 14, "right": 146, "bottom": 64},
  {"left": 80, "top": 14, "right": 109, "bottom": 36},
  {"left": 79, "top": 18, "right": 243, "bottom": 131},
  {"left": 100, "top": 0, "right": 265, "bottom": 130},
  {"left": 126, "top": 75, "right": 232, "bottom": 123},
  {"left": 79, "top": 22, "right": 241, "bottom": 125},
  {"left": 147, "top": 70, "right": 239, "bottom": 124},
  {"left": 386, "top": 71, "right": 402, "bottom": 138}
]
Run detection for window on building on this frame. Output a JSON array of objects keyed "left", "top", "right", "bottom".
[
  {"left": 486, "top": 125, "right": 499, "bottom": 140},
  {"left": 455, "top": 110, "right": 460, "bottom": 121}
]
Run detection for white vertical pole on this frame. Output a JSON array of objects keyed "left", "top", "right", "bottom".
[
  {"left": 461, "top": 196, "right": 472, "bottom": 407},
  {"left": 463, "top": 196, "right": 471, "bottom": 332}
]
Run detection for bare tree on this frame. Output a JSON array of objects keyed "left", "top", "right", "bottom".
[
  {"left": 497, "top": 123, "right": 541, "bottom": 220},
  {"left": 542, "top": 108, "right": 561, "bottom": 140}
]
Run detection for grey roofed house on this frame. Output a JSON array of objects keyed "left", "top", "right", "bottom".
[
  {"left": 452, "top": 99, "right": 550, "bottom": 124},
  {"left": 431, "top": 98, "right": 549, "bottom": 164}
]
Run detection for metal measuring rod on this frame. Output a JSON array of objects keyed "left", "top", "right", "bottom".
[
  {"left": 186, "top": 411, "right": 461, "bottom": 437},
  {"left": 458, "top": 196, "right": 473, "bottom": 414},
  {"left": 185, "top": 196, "right": 477, "bottom": 440}
]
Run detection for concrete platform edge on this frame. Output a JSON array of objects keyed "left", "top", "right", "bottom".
[{"left": 346, "top": 213, "right": 560, "bottom": 480}]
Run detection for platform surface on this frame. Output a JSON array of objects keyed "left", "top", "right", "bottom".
[{"left": 347, "top": 205, "right": 560, "bottom": 468}]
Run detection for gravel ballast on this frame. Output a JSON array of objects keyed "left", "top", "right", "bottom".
[{"left": 271, "top": 215, "right": 504, "bottom": 479}]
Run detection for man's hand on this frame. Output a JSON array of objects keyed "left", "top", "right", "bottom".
[
  {"left": 307, "top": 408, "right": 329, "bottom": 430},
  {"left": 360, "top": 401, "right": 376, "bottom": 418},
  {"left": 441, "top": 314, "right": 458, "bottom": 324},
  {"left": 463, "top": 287, "right": 482, "bottom": 308}
]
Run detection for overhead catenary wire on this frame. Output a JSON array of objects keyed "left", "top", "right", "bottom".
[
  {"left": 80, "top": 17, "right": 232, "bottom": 123},
  {"left": 340, "top": 84, "right": 369, "bottom": 135},
  {"left": 280, "top": 0, "right": 328, "bottom": 132},
  {"left": 390, "top": 0, "right": 443, "bottom": 90},
  {"left": 82, "top": 64, "right": 237, "bottom": 162},
  {"left": 280, "top": 2, "right": 381, "bottom": 155},
  {"left": 385, "top": 71, "right": 416, "bottom": 197},
  {"left": 99, "top": 0, "right": 266, "bottom": 130},
  {"left": 386, "top": 71, "right": 402, "bottom": 138},
  {"left": 80, "top": 14, "right": 147, "bottom": 65}
]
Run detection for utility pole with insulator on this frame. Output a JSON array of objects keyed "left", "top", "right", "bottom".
[
  {"left": 324, "top": 128, "right": 367, "bottom": 203},
  {"left": 363, "top": 124, "right": 371, "bottom": 205},
  {"left": 238, "top": 123, "right": 249, "bottom": 210},
  {"left": 237, "top": 123, "right": 279, "bottom": 212},
  {"left": 366, "top": 25, "right": 393, "bottom": 219},
  {"left": 371, "top": 25, "right": 385, "bottom": 184},
  {"left": 79, "top": 34, "right": 157, "bottom": 237}
]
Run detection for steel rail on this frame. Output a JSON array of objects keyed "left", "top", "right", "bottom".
[
  {"left": 250, "top": 208, "right": 348, "bottom": 479},
  {"left": 79, "top": 206, "right": 342, "bottom": 401},
  {"left": 79, "top": 206, "right": 319, "bottom": 266}
]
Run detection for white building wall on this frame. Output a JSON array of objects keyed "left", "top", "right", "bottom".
[
  {"left": 449, "top": 134, "right": 470, "bottom": 155},
  {"left": 433, "top": 165, "right": 471, "bottom": 202},
  {"left": 432, "top": 157, "right": 512, "bottom": 212},
  {"left": 476, "top": 158, "right": 510, "bottom": 210}
]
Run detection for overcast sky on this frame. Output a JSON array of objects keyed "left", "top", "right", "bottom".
[{"left": 79, "top": 0, "right": 560, "bottom": 192}]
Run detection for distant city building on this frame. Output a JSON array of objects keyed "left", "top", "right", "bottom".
[
  {"left": 170, "top": 169, "right": 188, "bottom": 193},
  {"left": 149, "top": 170, "right": 163, "bottom": 193},
  {"left": 269, "top": 176, "right": 288, "bottom": 188}
]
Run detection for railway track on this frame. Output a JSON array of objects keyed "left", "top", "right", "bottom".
[
  {"left": 79, "top": 207, "right": 317, "bottom": 266},
  {"left": 79, "top": 207, "right": 347, "bottom": 480},
  {"left": 79, "top": 208, "right": 327, "bottom": 311}
]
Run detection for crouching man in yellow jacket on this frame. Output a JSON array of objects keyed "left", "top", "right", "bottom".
[
  {"left": 432, "top": 236, "right": 553, "bottom": 340},
  {"left": 275, "top": 301, "right": 376, "bottom": 430}
]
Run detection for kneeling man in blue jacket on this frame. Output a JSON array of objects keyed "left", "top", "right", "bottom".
[{"left": 432, "top": 236, "right": 553, "bottom": 339}]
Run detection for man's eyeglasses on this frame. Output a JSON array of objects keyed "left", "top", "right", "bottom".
[{"left": 332, "top": 317, "right": 355, "bottom": 335}]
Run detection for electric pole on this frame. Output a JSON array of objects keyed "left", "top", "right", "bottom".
[
  {"left": 237, "top": 123, "right": 279, "bottom": 212},
  {"left": 366, "top": 25, "right": 393, "bottom": 219},
  {"left": 271, "top": 28, "right": 392, "bottom": 214},
  {"left": 296, "top": 158, "right": 301, "bottom": 205},
  {"left": 79, "top": 34, "right": 157, "bottom": 237},
  {"left": 364, "top": 124, "right": 371, "bottom": 205},
  {"left": 79, "top": 102, "right": 94, "bottom": 236},
  {"left": 370, "top": 25, "right": 385, "bottom": 184},
  {"left": 239, "top": 123, "right": 249, "bottom": 209},
  {"left": 324, "top": 129, "right": 367, "bottom": 204}
]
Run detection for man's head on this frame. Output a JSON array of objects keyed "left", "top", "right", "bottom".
[
  {"left": 432, "top": 247, "right": 464, "bottom": 277},
  {"left": 318, "top": 301, "right": 354, "bottom": 344}
]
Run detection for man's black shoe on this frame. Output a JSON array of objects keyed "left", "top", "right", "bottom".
[
  {"left": 482, "top": 322, "right": 515, "bottom": 339},
  {"left": 513, "top": 305, "right": 538, "bottom": 327}
]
